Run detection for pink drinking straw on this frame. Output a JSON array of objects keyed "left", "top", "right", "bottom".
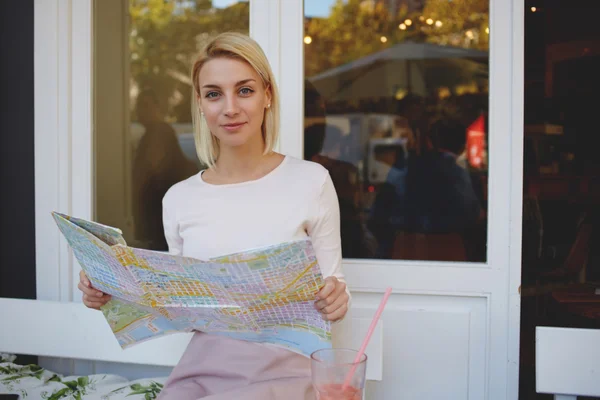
[{"left": 342, "top": 287, "right": 393, "bottom": 391}]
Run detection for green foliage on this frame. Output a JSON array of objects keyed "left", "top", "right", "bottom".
[{"left": 304, "top": 0, "right": 488, "bottom": 77}]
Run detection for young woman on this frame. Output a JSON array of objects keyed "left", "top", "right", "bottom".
[{"left": 77, "top": 32, "right": 350, "bottom": 399}]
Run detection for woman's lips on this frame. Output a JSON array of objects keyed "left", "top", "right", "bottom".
[{"left": 222, "top": 122, "right": 246, "bottom": 132}]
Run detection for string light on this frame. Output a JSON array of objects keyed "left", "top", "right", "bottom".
[
  {"left": 380, "top": 36, "right": 388, "bottom": 43},
  {"left": 531, "top": 6, "right": 537, "bottom": 12},
  {"left": 426, "top": 18, "right": 434, "bottom": 25},
  {"left": 405, "top": 19, "right": 412, "bottom": 26},
  {"left": 304, "top": 36, "right": 312, "bottom": 44},
  {"left": 435, "top": 20, "right": 443, "bottom": 27},
  {"left": 399, "top": 23, "right": 407, "bottom": 30}
]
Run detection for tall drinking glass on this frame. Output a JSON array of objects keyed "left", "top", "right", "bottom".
[{"left": 310, "top": 348, "right": 367, "bottom": 400}]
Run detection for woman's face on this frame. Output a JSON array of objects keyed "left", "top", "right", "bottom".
[{"left": 197, "top": 57, "right": 271, "bottom": 151}]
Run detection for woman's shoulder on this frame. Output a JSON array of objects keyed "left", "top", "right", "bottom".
[
  {"left": 282, "top": 155, "right": 330, "bottom": 182},
  {"left": 162, "top": 172, "right": 202, "bottom": 207}
]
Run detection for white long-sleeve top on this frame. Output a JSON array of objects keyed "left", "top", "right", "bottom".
[{"left": 162, "top": 155, "right": 347, "bottom": 291}]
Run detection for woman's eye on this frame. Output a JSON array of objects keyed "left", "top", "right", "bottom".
[
  {"left": 239, "top": 87, "right": 254, "bottom": 96},
  {"left": 205, "top": 91, "right": 219, "bottom": 99}
]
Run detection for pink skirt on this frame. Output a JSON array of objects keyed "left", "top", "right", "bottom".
[{"left": 157, "top": 332, "right": 315, "bottom": 400}]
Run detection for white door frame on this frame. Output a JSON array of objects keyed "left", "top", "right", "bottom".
[
  {"left": 508, "top": 2, "right": 525, "bottom": 397},
  {"left": 0, "top": 0, "right": 524, "bottom": 398},
  {"left": 31, "top": 0, "right": 94, "bottom": 304}
]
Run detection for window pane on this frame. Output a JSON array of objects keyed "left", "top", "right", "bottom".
[
  {"left": 304, "top": 0, "right": 489, "bottom": 262},
  {"left": 520, "top": 2, "right": 600, "bottom": 397},
  {"left": 95, "top": 0, "right": 249, "bottom": 251}
]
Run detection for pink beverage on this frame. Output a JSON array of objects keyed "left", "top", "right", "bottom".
[
  {"left": 311, "top": 349, "right": 367, "bottom": 400},
  {"left": 315, "top": 383, "right": 363, "bottom": 400}
]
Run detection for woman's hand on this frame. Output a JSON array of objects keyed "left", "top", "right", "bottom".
[
  {"left": 78, "top": 270, "right": 111, "bottom": 310},
  {"left": 315, "top": 276, "right": 349, "bottom": 322}
]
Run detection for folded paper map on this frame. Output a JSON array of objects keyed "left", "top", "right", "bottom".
[{"left": 52, "top": 212, "right": 331, "bottom": 357}]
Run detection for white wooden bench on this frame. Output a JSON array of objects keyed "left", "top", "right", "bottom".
[
  {"left": 536, "top": 326, "right": 600, "bottom": 399},
  {"left": 0, "top": 299, "right": 383, "bottom": 381}
]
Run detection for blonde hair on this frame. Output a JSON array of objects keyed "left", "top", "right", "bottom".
[{"left": 191, "top": 32, "right": 280, "bottom": 168}]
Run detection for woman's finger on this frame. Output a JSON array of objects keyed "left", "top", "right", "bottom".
[
  {"left": 84, "top": 302, "right": 103, "bottom": 310},
  {"left": 316, "top": 277, "right": 338, "bottom": 300},
  {"left": 79, "top": 270, "right": 91, "bottom": 287},
  {"left": 319, "top": 291, "right": 349, "bottom": 316},
  {"left": 78, "top": 281, "right": 105, "bottom": 298},
  {"left": 325, "top": 303, "right": 348, "bottom": 322},
  {"left": 83, "top": 294, "right": 111, "bottom": 309},
  {"left": 82, "top": 292, "right": 110, "bottom": 304},
  {"left": 83, "top": 296, "right": 104, "bottom": 310},
  {"left": 315, "top": 281, "right": 346, "bottom": 310}
]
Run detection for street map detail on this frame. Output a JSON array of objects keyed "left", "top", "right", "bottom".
[{"left": 52, "top": 212, "right": 331, "bottom": 357}]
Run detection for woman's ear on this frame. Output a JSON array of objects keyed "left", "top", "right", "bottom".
[{"left": 265, "top": 85, "right": 272, "bottom": 108}]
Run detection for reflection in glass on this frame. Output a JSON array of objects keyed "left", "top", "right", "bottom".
[
  {"left": 518, "top": 3, "right": 600, "bottom": 398},
  {"left": 95, "top": 0, "right": 249, "bottom": 251},
  {"left": 304, "top": 0, "right": 489, "bottom": 262}
]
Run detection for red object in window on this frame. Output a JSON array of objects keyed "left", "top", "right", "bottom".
[{"left": 467, "top": 115, "right": 486, "bottom": 168}]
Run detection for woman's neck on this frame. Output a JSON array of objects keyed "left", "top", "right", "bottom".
[
  {"left": 216, "top": 151, "right": 266, "bottom": 176},
  {"left": 209, "top": 139, "right": 282, "bottom": 183}
]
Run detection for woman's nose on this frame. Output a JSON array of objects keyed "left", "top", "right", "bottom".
[{"left": 223, "top": 95, "right": 240, "bottom": 117}]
